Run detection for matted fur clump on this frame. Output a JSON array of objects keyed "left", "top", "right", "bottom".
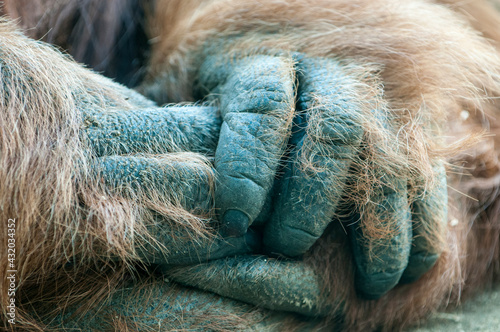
[{"left": 1, "top": 0, "right": 500, "bottom": 331}]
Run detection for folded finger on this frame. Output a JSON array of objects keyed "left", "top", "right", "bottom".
[
  {"left": 92, "top": 154, "right": 259, "bottom": 264},
  {"left": 199, "top": 55, "right": 296, "bottom": 237},
  {"left": 140, "top": 227, "right": 261, "bottom": 265},
  {"left": 92, "top": 154, "right": 214, "bottom": 212},
  {"left": 165, "top": 255, "right": 332, "bottom": 316},
  {"left": 350, "top": 178, "right": 412, "bottom": 299},
  {"left": 82, "top": 106, "right": 220, "bottom": 156},
  {"left": 263, "top": 57, "right": 364, "bottom": 256},
  {"left": 400, "top": 163, "right": 448, "bottom": 283}
]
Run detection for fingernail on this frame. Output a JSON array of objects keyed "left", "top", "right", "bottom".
[
  {"left": 221, "top": 209, "right": 250, "bottom": 237},
  {"left": 356, "top": 269, "right": 404, "bottom": 300}
]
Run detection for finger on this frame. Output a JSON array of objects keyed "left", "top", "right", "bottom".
[
  {"left": 92, "top": 155, "right": 260, "bottom": 264},
  {"left": 263, "top": 57, "right": 364, "bottom": 257},
  {"left": 349, "top": 178, "right": 412, "bottom": 299},
  {"left": 165, "top": 255, "right": 332, "bottom": 316},
  {"left": 139, "top": 226, "right": 261, "bottom": 265},
  {"left": 57, "top": 278, "right": 316, "bottom": 331},
  {"left": 92, "top": 154, "right": 214, "bottom": 212},
  {"left": 82, "top": 106, "right": 220, "bottom": 156},
  {"left": 400, "top": 163, "right": 448, "bottom": 283},
  {"left": 199, "top": 55, "right": 295, "bottom": 237}
]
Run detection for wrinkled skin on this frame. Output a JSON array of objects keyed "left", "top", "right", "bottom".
[
  {"left": 7, "top": 0, "right": 496, "bottom": 330},
  {"left": 83, "top": 53, "right": 447, "bottom": 310}
]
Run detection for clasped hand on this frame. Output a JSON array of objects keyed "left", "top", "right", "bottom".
[{"left": 83, "top": 52, "right": 447, "bottom": 306}]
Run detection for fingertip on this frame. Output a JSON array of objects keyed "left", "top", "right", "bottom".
[
  {"left": 356, "top": 269, "right": 405, "bottom": 300},
  {"left": 399, "top": 253, "right": 439, "bottom": 284},
  {"left": 220, "top": 209, "right": 250, "bottom": 237}
]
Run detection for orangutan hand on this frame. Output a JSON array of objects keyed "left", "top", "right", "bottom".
[
  {"left": 190, "top": 53, "right": 448, "bottom": 299},
  {"left": 82, "top": 102, "right": 262, "bottom": 265},
  {"left": 82, "top": 53, "right": 447, "bottom": 300}
]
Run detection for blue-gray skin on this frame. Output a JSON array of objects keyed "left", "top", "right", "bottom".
[
  {"left": 83, "top": 106, "right": 259, "bottom": 264},
  {"left": 53, "top": 276, "right": 325, "bottom": 331},
  {"left": 193, "top": 54, "right": 448, "bottom": 301},
  {"left": 348, "top": 165, "right": 447, "bottom": 298},
  {"left": 165, "top": 255, "right": 334, "bottom": 316},
  {"left": 82, "top": 55, "right": 447, "bottom": 316},
  {"left": 400, "top": 164, "right": 448, "bottom": 284}
]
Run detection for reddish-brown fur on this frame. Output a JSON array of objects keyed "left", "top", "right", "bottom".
[{"left": 1, "top": 0, "right": 500, "bottom": 331}]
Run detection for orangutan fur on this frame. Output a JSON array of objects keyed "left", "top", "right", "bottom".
[{"left": 2, "top": 0, "right": 500, "bottom": 331}]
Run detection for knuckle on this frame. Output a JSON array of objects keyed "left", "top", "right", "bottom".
[
  {"left": 221, "top": 56, "right": 295, "bottom": 115},
  {"left": 300, "top": 97, "right": 365, "bottom": 149},
  {"left": 225, "top": 86, "right": 292, "bottom": 115}
]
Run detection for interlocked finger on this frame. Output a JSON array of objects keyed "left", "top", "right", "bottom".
[
  {"left": 264, "top": 58, "right": 364, "bottom": 257},
  {"left": 401, "top": 163, "right": 448, "bottom": 283},
  {"left": 349, "top": 177, "right": 412, "bottom": 299},
  {"left": 92, "top": 154, "right": 258, "bottom": 264},
  {"left": 198, "top": 55, "right": 296, "bottom": 237},
  {"left": 166, "top": 255, "right": 332, "bottom": 316},
  {"left": 92, "top": 154, "right": 214, "bottom": 212},
  {"left": 82, "top": 106, "right": 220, "bottom": 156}
]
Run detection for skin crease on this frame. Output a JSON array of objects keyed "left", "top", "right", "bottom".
[{"left": 1, "top": 0, "right": 500, "bottom": 331}]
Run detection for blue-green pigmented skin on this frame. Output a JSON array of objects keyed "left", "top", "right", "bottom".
[
  {"left": 264, "top": 58, "right": 363, "bottom": 257},
  {"left": 53, "top": 280, "right": 324, "bottom": 331},
  {"left": 198, "top": 55, "right": 295, "bottom": 237},
  {"left": 400, "top": 164, "right": 448, "bottom": 283},
  {"left": 349, "top": 179, "right": 412, "bottom": 300},
  {"left": 82, "top": 106, "right": 221, "bottom": 156},
  {"left": 166, "top": 255, "right": 334, "bottom": 317},
  {"left": 92, "top": 155, "right": 212, "bottom": 211},
  {"left": 139, "top": 225, "right": 260, "bottom": 265},
  {"left": 78, "top": 52, "right": 448, "bottom": 313}
]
